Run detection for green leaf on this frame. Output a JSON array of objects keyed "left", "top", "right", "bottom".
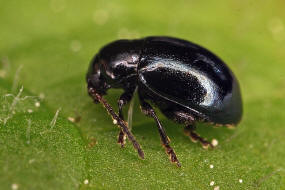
[{"left": 1, "top": 0, "right": 285, "bottom": 189}]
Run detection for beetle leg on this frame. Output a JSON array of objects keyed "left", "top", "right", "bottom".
[
  {"left": 184, "top": 125, "right": 214, "bottom": 149},
  {"left": 139, "top": 99, "right": 181, "bottom": 167},
  {"left": 117, "top": 90, "right": 135, "bottom": 147},
  {"left": 88, "top": 86, "right": 144, "bottom": 159}
]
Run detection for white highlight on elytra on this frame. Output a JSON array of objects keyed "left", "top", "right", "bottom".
[
  {"left": 50, "top": 108, "right": 61, "bottom": 129},
  {"left": 142, "top": 61, "right": 217, "bottom": 106}
]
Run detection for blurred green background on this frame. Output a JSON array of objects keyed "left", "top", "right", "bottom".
[{"left": 1, "top": 0, "right": 285, "bottom": 189}]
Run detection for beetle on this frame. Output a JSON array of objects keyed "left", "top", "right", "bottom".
[{"left": 86, "top": 36, "right": 243, "bottom": 167}]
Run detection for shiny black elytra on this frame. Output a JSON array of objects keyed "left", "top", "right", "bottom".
[{"left": 86, "top": 36, "right": 243, "bottom": 167}]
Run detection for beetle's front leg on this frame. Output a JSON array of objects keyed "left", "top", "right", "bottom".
[
  {"left": 184, "top": 125, "right": 214, "bottom": 149},
  {"left": 139, "top": 96, "right": 181, "bottom": 167},
  {"left": 117, "top": 90, "right": 135, "bottom": 147},
  {"left": 88, "top": 86, "right": 144, "bottom": 159}
]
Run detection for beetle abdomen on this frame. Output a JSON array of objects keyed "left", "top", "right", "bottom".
[{"left": 138, "top": 37, "right": 242, "bottom": 125}]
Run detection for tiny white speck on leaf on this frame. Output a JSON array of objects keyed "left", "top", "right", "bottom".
[
  {"left": 11, "top": 183, "right": 19, "bottom": 190},
  {"left": 211, "top": 139, "right": 218, "bottom": 147},
  {"left": 113, "top": 119, "right": 118, "bottom": 125},
  {"left": 84, "top": 179, "right": 89, "bottom": 184},
  {"left": 210, "top": 164, "right": 214, "bottom": 169},
  {"left": 210, "top": 181, "right": 215, "bottom": 186},
  {"left": 68, "top": 117, "right": 75, "bottom": 123},
  {"left": 239, "top": 179, "right": 243, "bottom": 183},
  {"left": 214, "top": 186, "right": 220, "bottom": 190},
  {"left": 35, "top": 102, "right": 40, "bottom": 107}
]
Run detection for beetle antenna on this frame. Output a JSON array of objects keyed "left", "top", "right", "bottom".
[{"left": 88, "top": 87, "right": 144, "bottom": 159}]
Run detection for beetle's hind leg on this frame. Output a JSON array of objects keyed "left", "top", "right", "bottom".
[
  {"left": 184, "top": 125, "right": 214, "bottom": 149},
  {"left": 117, "top": 89, "right": 135, "bottom": 147},
  {"left": 139, "top": 97, "right": 181, "bottom": 167}
]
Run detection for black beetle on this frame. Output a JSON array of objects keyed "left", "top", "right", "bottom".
[{"left": 87, "top": 36, "right": 242, "bottom": 167}]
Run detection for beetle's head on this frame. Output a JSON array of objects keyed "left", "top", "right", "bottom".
[
  {"left": 87, "top": 39, "right": 143, "bottom": 102},
  {"left": 86, "top": 55, "right": 111, "bottom": 103}
]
